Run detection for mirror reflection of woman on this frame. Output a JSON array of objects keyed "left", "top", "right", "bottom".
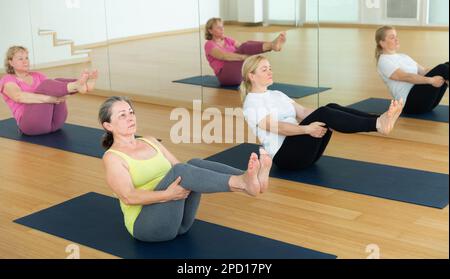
[
  {"left": 204, "top": 17, "right": 287, "bottom": 86},
  {"left": 376, "top": 26, "right": 448, "bottom": 114}
]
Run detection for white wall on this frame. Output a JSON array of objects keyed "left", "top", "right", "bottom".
[
  {"left": 221, "top": 0, "right": 264, "bottom": 23},
  {"left": 238, "top": 0, "right": 264, "bottom": 23},
  {"left": 29, "top": 0, "right": 220, "bottom": 44},
  {"left": 307, "top": 0, "right": 359, "bottom": 23},
  {"left": 200, "top": 0, "right": 221, "bottom": 24},
  {"left": 0, "top": 0, "right": 35, "bottom": 69},
  {"left": 0, "top": 0, "right": 220, "bottom": 68},
  {"left": 428, "top": 0, "right": 449, "bottom": 25},
  {"left": 220, "top": 0, "right": 239, "bottom": 21},
  {"left": 106, "top": 0, "right": 199, "bottom": 39},
  {"left": 268, "top": 0, "right": 297, "bottom": 22},
  {"left": 29, "top": 0, "right": 108, "bottom": 45}
]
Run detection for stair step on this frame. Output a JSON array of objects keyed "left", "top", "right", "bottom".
[
  {"left": 72, "top": 49, "right": 92, "bottom": 56},
  {"left": 38, "top": 29, "right": 55, "bottom": 36},
  {"left": 55, "top": 40, "right": 73, "bottom": 46}
]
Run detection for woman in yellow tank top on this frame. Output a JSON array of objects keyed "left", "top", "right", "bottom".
[{"left": 99, "top": 96, "right": 273, "bottom": 242}]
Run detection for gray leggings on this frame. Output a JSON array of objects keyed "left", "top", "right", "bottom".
[{"left": 133, "top": 159, "right": 244, "bottom": 242}]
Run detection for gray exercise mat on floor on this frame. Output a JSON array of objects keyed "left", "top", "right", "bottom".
[
  {"left": 14, "top": 192, "right": 337, "bottom": 259},
  {"left": 206, "top": 143, "right": 449, "bottom": 209},
  {"left": 173, "top": 75, "right": 331, "bottom": 98},
  {"left": 348, "top": 98, "right": 449, "bottom": 123}
]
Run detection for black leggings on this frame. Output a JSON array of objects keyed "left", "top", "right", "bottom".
[
  {"left": 273, "top": 103, "right": 378, "bottom": 170},
  {"left": 404, "top": 62, "right": 449, "bottom": 114}
]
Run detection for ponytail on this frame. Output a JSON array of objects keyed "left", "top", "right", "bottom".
[
  {"left": 375, "top": 45, "right": 384, "bottom": 62},
  {"left": 239, "top": 79, "right": 252, "bottom": 103},
  {"left": 375, "top": 26, "right": 395, "bottom": 63},
  {"left": 102, "top": 131, "right": 114, "bottom": 150}
]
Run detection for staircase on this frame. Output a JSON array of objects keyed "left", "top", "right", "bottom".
[{"left": 37, "top": 29, "right": 92, "bottom": 68}]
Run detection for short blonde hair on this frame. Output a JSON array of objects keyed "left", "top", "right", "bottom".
[
  {"left": 4, "top": 46, "right": 28, "bottom": 74},
  {"left": 375, "top": 26, "right": 395, "bottom": 62},
  {"left": 205, "top": 18, "right": 223, "bottom": 40},
  {"left": 240, "top": 55, "right": 269, "bottom": 102}
]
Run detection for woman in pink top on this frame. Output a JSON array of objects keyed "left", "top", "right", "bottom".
[
  {"left": 204, "top": 18, "right": 287, "bottom": 86},
  {"left": 0, "top": 46, "right": 98, "bottom": 135}
]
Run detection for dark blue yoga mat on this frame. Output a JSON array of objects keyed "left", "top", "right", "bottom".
[
  {"left": 0, "top": 118, "right": 160, "bottom": 158},
  {"left": 0, "top": 118, "right": 106, "bottom": 158},
  {"left": 206, "top": 144, "right": 449, "bottom": 209},
  {"left": 14, "top": 192, "right": 336, "bottom": 259},
  {"left": 173, "top": 75, "right": 331, "bottom": 99},
  {"left": 348, "top": 98, "right": 449, "bottom": 123}
]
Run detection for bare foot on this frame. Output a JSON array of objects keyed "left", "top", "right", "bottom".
[
  {"left": 74, "top": 72, "right": 89, "bottom": 94},
  {"left": 258, "top": 148, "right": 272, "bottom": 194},
  {"left": 241, "top": 153, "right": 261, "bottom": 196},
  {"left": 394, "top": 98, "right": 404, "bottom": 118},
  {"left": 86, "top": 69, "right": 98, "bottom": 92},
  {"left": 272, "top": 32, "right": 286, "bottom": 52},
  {"left": 377, "top": 99, "right": 403, "bottom": 135}
]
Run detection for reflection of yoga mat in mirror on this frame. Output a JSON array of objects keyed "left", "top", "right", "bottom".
[
  {"left": 0, "top": 118, "right": 161, "bottom": 158},
  {"left": 0, "top": 118, "right": 106, "bottom": 158},
  {"left": 14, "top": 192, "right": 337, "bottom": 259},
  {"left": 206, "top": 143, "right": 449, "bottom": 209},
  {"left": 173, "top": 75, "right": 331, "bottom": 99},
  {"left": 348, "top": 98, "right": 449, "bottom": 123}
]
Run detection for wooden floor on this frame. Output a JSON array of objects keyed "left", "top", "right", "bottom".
[{"left": 0, "top": 26, "right": 448, "bottom": 259}]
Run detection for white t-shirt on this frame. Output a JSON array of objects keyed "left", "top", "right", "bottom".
[
  {"left": 243, "top": 90, "right": 298, "bottom": 158},
  {"left": 377, "top": 53, "right": 418, "bottom": 101}
]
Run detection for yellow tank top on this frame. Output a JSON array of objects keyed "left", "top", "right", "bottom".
[{"left": 106, "top": 138, "right": 172, "bottom": 236}]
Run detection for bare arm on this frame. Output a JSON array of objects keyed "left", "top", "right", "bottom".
[
  {"left": 3, "top": 82, "right": 63, "bottom": 104},
  {"left": 292, "top": 101, "right": 315, "bottom": 123},
  {"left": 417, "top": 63, "right": 430, "bottom": 76},
  {"left": 210, "top": 47, "right": 247, "bottom": 62},
  {"left": 257, "top": 115, "right": 325, "bottom": 137},
  {"left": 103, "top": 152, "right": 188, "bottom": 206},
  {"left": 390, "top": 68, "right": 442, "bottom": 86}
]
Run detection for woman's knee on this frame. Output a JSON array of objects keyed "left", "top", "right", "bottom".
[
  {"left": 315, "top": 106, "right": 333, "bottom": 116},
  {"left": 187, "top": 158, "right": 202, "bottom": 165},
  {"left": 325, "top": 103, "right": 340, "bottom": 109},
  {"left": 434, "top": 63, "right": 449, "bottom": 77},
  {"left": 171, "top": 163, "right": 193, "bottom": 177}
]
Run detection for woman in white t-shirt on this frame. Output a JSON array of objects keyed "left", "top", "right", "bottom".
[
  {"left": 242, "top": 55, "right": 403, "bottom": 170},
  {"left": 376, "top": 26, "right": 448, "bottom": 114}
]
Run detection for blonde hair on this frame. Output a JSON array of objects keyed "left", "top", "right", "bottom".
[
  {"left": 240, "top": 55, "right": 268, "bottom": 102},
  {"left": 205, "top": 18, "right": 223, "bottom": 40},
  {"left": 375, "top": 26, "right": 395, "bottom": 62},
  {"left": 4, "top": 46, "right": 28, "bottom": 74}
]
